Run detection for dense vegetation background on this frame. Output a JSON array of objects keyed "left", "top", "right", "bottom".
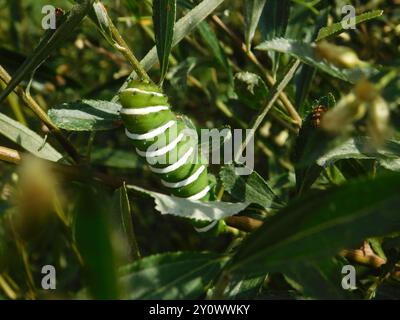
[{"left": 0, "top": 0, "right": 399, "bottom": 300}]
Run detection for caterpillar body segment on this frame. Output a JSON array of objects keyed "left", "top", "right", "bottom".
[{"left": 119, "top": 80, "right": 223, "bottom": 232}]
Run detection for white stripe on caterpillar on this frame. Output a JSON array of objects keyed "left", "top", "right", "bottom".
[
  {"left": 120, "top": 105, "right": 169, "bottom": 115},
  {"left": 187, "top": 185, "right": 211, "bottom": 200},
  {"left": 136, "top": 132, "right": 184, "bottom": 158},
  {"left": 148, "top": 147, "right": 194, "bottom": 174},
  {"left": 161, "top": 165, "right": 206, "bottom": 189},
  {"left": 121, "top": 87, "right": 166, "bottom": 97},
  {"left": 194, "top": 220, "right": 218, "bottom": 233},
  {"left": 125, "top": 120, "right": 175, "bottom": 140}
]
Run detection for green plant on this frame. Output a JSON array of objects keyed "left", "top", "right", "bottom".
[{"left": 0, "top": 0, "right": 399, "bottom": 300}]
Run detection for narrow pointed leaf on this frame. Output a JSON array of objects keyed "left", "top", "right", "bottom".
[
  {"left": 316, "top": 10, "right": 383, "bottom": 41},
  {"left": 114, "top": 0, "right": 226, "bottom": 100},
  {"left": 244, "top": 0, "right": 267, "bottom": 49},
  {"left": 153, "top": 0, "right": 176, "bottom": 82}
]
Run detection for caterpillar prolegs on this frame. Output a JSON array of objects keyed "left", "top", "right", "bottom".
[{"left": 119, "top": 80, "right": 223, "bottom": 233}]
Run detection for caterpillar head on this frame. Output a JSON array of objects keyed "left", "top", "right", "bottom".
[{"left": 120, "top": 80, "right": 168, "bottom": 109}]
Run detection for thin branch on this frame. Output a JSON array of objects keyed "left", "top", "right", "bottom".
[{"left": 211, "top": 15, "right": 302, "bottom": 127}]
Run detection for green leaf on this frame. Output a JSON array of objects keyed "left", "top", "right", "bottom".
[
  {"left": 259, "top": 0, "right": 290, "bottom": 40},
  {"left": 153, "top": 0, "right": 177, "bottom": 83},
  {"left": 295, "top": 65, "right": 317, "bottom": 110},
  {"left": 74, "top": 184, "right": 119, "bottom": 299},
  {"left": 114, "top": 0, "right": 225, "bottom": 100},
  {"left": 259, "top": 0, "right": 290, "bottom": 72},
  {"left": 0, "top": 0, "right": 94, "bottom": 103},
  {"left": 91, "top": 1, "right": 113, "bottom": 40},
  {"left": 244, "top": 0, "right": 267, "bottom": 49},
  {"left": 120, "top": 252, "right": 227, "bottom": 299},
  {"left": 90, "top": 147, "right": 143, "bottom": 169},
  {"left": 294, "top": 7, "right": 329, "bottom": 108},
  {"left": 48, "top": 100, "right": 122, "bottom": 131},
  {"left": 285, "top": 258, "right": 350, "bottom": 299},
  {"left": 224, "top": 273, "right": 265, "bottom": 299},
  {"left": 317, "top": 137, "right": 400, "bottom": 171},
  {"left": 229, "top": 172, "right": 400, "bottom": 276},
  {"left": 256, "top": 38, "right": 375, "bottom": 83},
  {"left": 197, "top": 22, "right": 233, "bottom": 88},
  {"left": 220, "top": 165, "right": 281, "bottom": 209},
  {"left": 0, "top": 112, "right": 63, "bottom": 162},
  {"left": 316, "top": 10, "right": 383, "bottom": 42},
  {"left": 126, "top": 184, "right": 248, "bottom": 222}
]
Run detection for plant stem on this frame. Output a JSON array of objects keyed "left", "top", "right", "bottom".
[
  {"left": 94, "top": 1, "right": 151, "bottom": 82},
  {"left": 211, "top": 15, "right": 302, "bottom": 127}
]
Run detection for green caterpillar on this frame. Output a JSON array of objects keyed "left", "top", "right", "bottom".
[{"left": 119, "top": 80, "right": 220, "bottom": 233}]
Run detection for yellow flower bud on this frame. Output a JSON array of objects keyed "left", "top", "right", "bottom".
[
  {"left": 315, "top": 41, "right": 364, "bottom": 69},
  {"left": 321, "top": 93, "right": 366, "bottom": 134},
  {"left": 367, "top": 97, "right": 391, "bottom": 147},
  {"left": 354, "top": 80, "right": 379, "bottom": 102}
]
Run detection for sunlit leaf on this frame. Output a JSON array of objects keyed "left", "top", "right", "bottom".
[{"left": 0, "top": 112, "right": 63, "bottom": 162}]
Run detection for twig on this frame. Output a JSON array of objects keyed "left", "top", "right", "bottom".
[
  {"left": 94, "top": 2, "right": 151, "bottom": 82},
  {"left": 211, "top": 15, "right": 302, "bottom": 127},
  {"left": 225, "top": 215, "right": 263, "bottom": 232}
]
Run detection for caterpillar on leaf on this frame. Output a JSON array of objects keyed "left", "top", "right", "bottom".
[{"left": 119, "top": 80, "right": 223, "bottom": 233}]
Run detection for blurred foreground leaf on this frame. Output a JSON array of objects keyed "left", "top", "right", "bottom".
[
  {"left": 74, "top": 184, "right": 119, "bottom": 299},
  {"left": 229, "top": 172, "right": 400, "bottom": 276}
]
